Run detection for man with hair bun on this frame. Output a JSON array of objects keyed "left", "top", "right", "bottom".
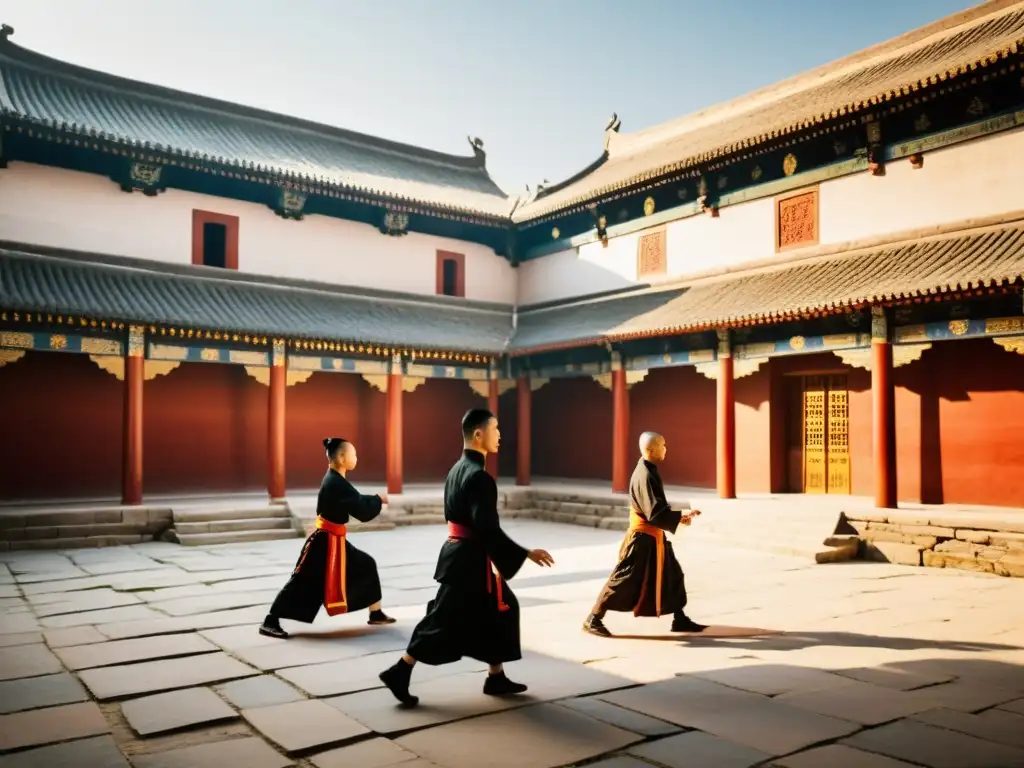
[
  {"left": 378, "top": 408, "right": 554, "bottom": 707},
  {"left": 583, "top": 430, "right": 705, "bottom": 638},
  {"left": 259, "top": 437, "right": 394, "bottom": 639}
]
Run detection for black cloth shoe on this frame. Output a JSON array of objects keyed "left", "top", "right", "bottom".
[
  {"left": 368, "top": 609, "right": 397, "bottom": 625},
  {"left": 582, "top": 614, "right": 611, "bottom": 637},
  {"left": 258, "top": 616, "right": 289, "bottom": 639},
  {"left": 379, "top": 660, "right": 419, "bottom": 707},
  {"left": 483, "top": 671, "right": 528, "bottom": 696},
  {"left": 671, "top": 613, "right": 707, "bottom": 633}
]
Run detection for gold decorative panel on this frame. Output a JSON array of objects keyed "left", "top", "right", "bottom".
[
  {"left": 826, "top": 375, "right": 851, "bottom": 495},
  {"left": 469, "top": 380, "right": 490, "bottom": 398},
  {"left": 0, "top": 349, "right": 26, "bottom": 368},
  {"left": 244, "top": 366, "right": 313, "bottom": 387},
  {"left": 776, "top": 188, "right": 819, "bottom": 251},
  {"left": 88, "top": 356, "right": 180, "bottom": 381},
  {"left": 636, "top": 229, "right": 667, "bottom": 279},
  {"left": 360, "top": 374, "right": 425, "bottom": 393},
  {"left": 994, "top": 335, "right": 1024, "bottom": 355},
  {"left": 80, "top": 337, "right": 121, "bottom": 356},
  {"left": 0, "top": 331, "right": 33, "bottom": 349},
  {"left": 803, "top": 376, "right": 827, "bottom": 495}
]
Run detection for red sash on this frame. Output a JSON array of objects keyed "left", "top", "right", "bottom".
[
  {"left": 316, "top": 517, "right": 349, "bottom": 616},
  {"left": 628, "top": 506, "right": 666, "bottom": 617},
  {"left": 447, "top": 522, "right": 510, "bottom": 613}
]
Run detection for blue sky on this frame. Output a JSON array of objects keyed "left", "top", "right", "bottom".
[{"left": 5, "top": 0, "right": 975, "bottom": 194}]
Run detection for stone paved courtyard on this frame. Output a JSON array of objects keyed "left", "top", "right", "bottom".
[{"left": 2, "top": 521, "right": 1024, "bottom": 767}]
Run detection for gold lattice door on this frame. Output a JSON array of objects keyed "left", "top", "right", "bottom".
[{"left": 801, "top": 375, "right": 850, "bottom": 494}]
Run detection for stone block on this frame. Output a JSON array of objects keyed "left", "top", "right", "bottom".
[
  {"left": 863, "top": 541, "right": 923, "bottom": 566},
  {"left": 990, "top": 532, "right": 1024, "bottom": 550},
  {"left": 28, "top": 511, "right": 94, "bottom": 527},
  {"left": 95, "top": 510, "right": 123, "bottom": 523},
  {"left": 0, "top": 515, "right": 26, "bottom": 530},
  {"left": 147, "top": 508, "right": 173, "bottom": 523},
  {"left": 120, "top": 508, "right": 150, "bottom": 525},
  {"left": 0, "top": 735, "right": 128, "bottom": 768},
  {"left": 121, "top": 687, "right": 238, "bottom": 736},
  {"left": 243, "top": 699, "right": 370, "bottom": 753},
  {"left": 598, "top": 517, "right": 629, "bottom": 530},
  {"left": 0, "top": 701, "right": 109, "bottom": 751},
  {"left": 923, "top": 549, "right": 995, "bottom": 574},
  {"left": 131, "top": 737, "right": 292, "bottom": 768},
  {"left": 861, "top": 529, "right": 937, "bottom": 548},
  {"left": 23, "top": 527, "right": 59, "bottom": 539},
  {"left": 573, "top": 514, "right": 601, "bottom": 528},
  {"left": 816, "top": 542, "right": 859, "bottom": 564},
  {"left": 994, "top": 553, "right": 1024, "bottom": 578},
  {"left": 58, "top": 524, "right": 141, "bottom": 538},
  {"left": 934, "top": 539, "right": 977, "bottom": 554},
  {"left": 956, "top": 529, "right": 992, "bottom": 544}
]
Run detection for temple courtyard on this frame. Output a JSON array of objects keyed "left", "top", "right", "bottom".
[{"left": 1, "top": 521, "right": 1024, "bottom": 767}]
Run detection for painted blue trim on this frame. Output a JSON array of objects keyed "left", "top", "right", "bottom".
[
  {"left": 0, "top": 328, "right": 123, "bottom": 356},
  {"left": 625, "top": 348, "right": 716, "bottom": 370},
  {"left": 894, "top": 316, "right": 1024, "bottom": 344}
]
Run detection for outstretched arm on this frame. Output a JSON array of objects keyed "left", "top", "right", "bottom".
[{"left": 469, "top": 473, "right": 529, "bottom": 580}]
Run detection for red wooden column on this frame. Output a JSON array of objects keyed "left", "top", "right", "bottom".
[
  {"left": 122, "top": 325, "right": 144, "bottom": 505},
  {"left": 516, "top": 375, "right": 531, "bottom": 486},
  {"left": 871, "top": 307, "right": 898, "bottom": 508},
  {"left": 716, "top": 330, "right": 737, "bottom": 499},
  {"left": 486, "top": 364, "right": 500, "bottom": 478},
  {"left": 268, "top": 340, "right": 286, "bottom": 501},
  {"left": 386, "top": 354, "right": 403, "bottom": 495},
  {"left": 611, "top": 352, "right": 630, "bottom": 493}
]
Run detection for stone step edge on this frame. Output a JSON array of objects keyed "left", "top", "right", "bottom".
[
  {"left": 174, "top": 518, "right": 296, "bottom": 535},
  {"left": 172, "top": 506, "right": 292, "bottom": 523},
  {"left": 170, "top": 529, "right": 301, "bottom": 546}
]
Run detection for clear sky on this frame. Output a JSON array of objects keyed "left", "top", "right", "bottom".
[{"left": 4, "top": 0, "right": 976, "bottom": 195}]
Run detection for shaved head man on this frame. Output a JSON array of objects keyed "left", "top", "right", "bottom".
[{"left": 584, "top": 430, "right": 705, "bottom": 637}]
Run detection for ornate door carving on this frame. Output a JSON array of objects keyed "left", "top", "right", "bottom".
[
  {"left": 801, "top": 374, "right": 851, "bottom": 494},
  {"left": 802, "top": 376, "right": 827, "bottom": 494}
]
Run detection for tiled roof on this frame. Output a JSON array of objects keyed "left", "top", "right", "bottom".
[
  {"left": 0, "top": 31, "right": 512, "bottom": 219},
  {"left": 509, "top": 214, "right": 1024, "bottom": 353},
  {"left": 0, "top": 245, "right": 515, "bottom": 354},
  {"left": 514, "top": 0, "right": 1024, "bottom": 222}
]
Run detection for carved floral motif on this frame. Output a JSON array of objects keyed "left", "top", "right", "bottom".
[{"left": 777, "top": 190, "right": 818, "bottom": 249}]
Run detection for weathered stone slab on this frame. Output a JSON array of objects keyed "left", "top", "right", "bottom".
[
  {"left": 600, "top": 676, "right": 860, "bottom": 756},
  {"left": 149, "top": 590, "right": 279, "bottom": 617},
  {"left": 54, "top": 632, "right": 218, "bottom": 670},
  {"left": 216, "top": 675, "right": 305, "bottom": 709},
  {"left": 281, "top": 654, "right": 484, "bottom": 697},
  {"left": 40, "top": 604, "right": 162, "bottom": 629},
  {"left": 0, "top": 643, "right": 62, "bottom": 680},
  {"left": 831, "top": 665, "right": 954, "bottom": 691},
  {"left": 777, "top": 678, "right": 936, "bottom": 725},
  {"left": 231, "top": 633, "right": 408, "bottom": 671},
  {"left": 0, "top": 613, "right": 40, "bottom": 634},
  {"left": 994, "top": 552, "right": 1024, "bottom": 578},
  {"left": 0, "top": 631, "right": 42, "bottom": 648},
  {"left": 911, "top": 679, "right": 1021, "bottom": 713},
  {"left": 773, "top": 743, "right": 919, "bottom": 767},
  {"left": 78, "top": 651, "right": 258, "bottom": 699},
  {"left": 121, "top": 687, "right": 239, "bottom": 736},
  {"left": 1001, "top": 699, "right": 1024, "bottom": 716},
  {"left": 0, "top": 700, "right": 109, "bottom": 751},
  {"left": 243, "top": 699, "right": 370, "bottom": 753},
  {"left": 97, "top": 605, "right": 268, "bottom": 640},
  {"left": 32, "top": 588, "right": 142, "bottom": 617},
  {"left": 863, "top": 541, "right": 924, "bottom": 567},
  {"left": 396, "top": 702, "right": 642, "bottom": 768},
  {"left": 692, "top": 664, "right": 847, "bottom": 697},
  {"left": 310, "top": 736, "right": 422, "bottom": 768},
  {"left": 629, "top": 730, "right": 772, "bottom": 768},
  {"left": 844, "top": 718, "right": 1024, "bottom": 767},
  {"left": 0, "top": 734, "right": 128, "bottom": 768},
  {"left": 585, "top": 758, "right": 653, "bottom": 768},
  {"left": 0, "top": 671, "right": 88, "bottom": 714},
  {"left": 43, "top": 624, "right": 108, "bottom": 648},
  {"left": 557, "top": 696, "right": 681, "bottom": 736},
  {"left": 911, "top": 706, "right": 1024, "bottom": 749},
  {"left": 131, "top": 736, "right": 293, "bottom": 768}
]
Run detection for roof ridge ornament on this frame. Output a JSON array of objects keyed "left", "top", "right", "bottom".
[
  {"left": 0, "top": 24, "right": 13, "bottom": 41},
  {"left": 467, "top": 136, "right": 486, "bottom": 162},
  {"left": 604, "top": 113, "right": 621, "bottom": 133}
]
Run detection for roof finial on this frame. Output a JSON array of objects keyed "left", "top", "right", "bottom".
[
  {"left": 467, "top": 136, "right": 485, "bottom": 161},
  {"left": 0, "top": 24, "right": 14, "bottom": 41},
  {"left": 605, "top": 112, "right": 621, "bottom": 133}
]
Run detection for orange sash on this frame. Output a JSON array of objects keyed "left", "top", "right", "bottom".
[
  {"left": 628, "top": 506, "right": 666, "bottom": 617},
  {"left": 447, "top": 522, "right": 510, "bottom": 613},
  {"left": 316, "top": 517, "right": 349, "bottom": 616}
]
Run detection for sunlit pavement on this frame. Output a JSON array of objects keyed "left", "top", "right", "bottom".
[{"left": 2, "top": 521, "right": 1024, "bottom": 767}]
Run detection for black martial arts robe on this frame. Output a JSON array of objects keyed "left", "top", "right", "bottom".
[
  {"left": 591, "top": 458, "right": 687, "bottom": 618},
  {"left": 406, "top": 449, "right": 528, "bottom": 665},
  {"left": 268, "top": 469, "right": 384, "bottom": 622}
]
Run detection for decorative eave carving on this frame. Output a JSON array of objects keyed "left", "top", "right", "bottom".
[
  {"left": 274, "top": 188, "right": 307, "bottom": 220},
  {"left": 380, "top": 208, "right": 410, "bottom": 236},
  {"left": 245, "top": 366, "right": 313, "bottom": 386},
  {"left": 88, "top": 356, "right": 180, "bottom": 381},
  {"left": 831, "top": 342, "right": 931, "bottom": 370},
  {"left": 993, "top": 335, "right": 1024, "bottom": 355},
  {"left": 592, "top": 370, "right": 648, "bottom": 390},
  {"left": 361, "top": 373, "right": 424, "bottom": 393},
  {"left": 694, "top": 359, "right": 764, "bottom": 380},
  {"left": 116, "top": 160, "right": 167, "bottom": 196}
]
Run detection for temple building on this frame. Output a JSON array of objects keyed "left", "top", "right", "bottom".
[{"left": 2, "top": 0, "right": 1024, "bottom": 510}]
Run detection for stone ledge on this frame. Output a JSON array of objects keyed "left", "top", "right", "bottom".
[{"left": 841, "top": 510, "right": 1024, "bottom": 577}]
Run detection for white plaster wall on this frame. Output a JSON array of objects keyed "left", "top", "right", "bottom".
[
  {"left": 516, "top": 125, "right": 1024, "bottom": 306},
  {"left": 0, "top": 163, "right": 516, "bottom": 303}
]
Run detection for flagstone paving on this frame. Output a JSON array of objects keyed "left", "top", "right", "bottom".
[{"left": 2, "top": 520, "right": 1024, "bottom": 767}]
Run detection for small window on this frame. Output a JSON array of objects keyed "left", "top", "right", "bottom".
[
  {"left": 202, "top": 222, "right": 228, "bottom": 268},
  {"left": 192, "top": 210, "right": 239, "bottom": 270},
  {"left": 435, "top": 250, "right": 465, "bottom": 297},
  {"left": 441, "top": 258, "right": 458, "bottom": 296}
]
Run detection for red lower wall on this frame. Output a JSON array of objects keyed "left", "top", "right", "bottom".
[
  {"left": 0, "top": 351, "right": 122, "bottom": 501},
  {"left": 2, "top": 341, "right": 1023, "bottom": 506},
  {"left": 532, "top": 377, "right": 612, "bottom": 480}
]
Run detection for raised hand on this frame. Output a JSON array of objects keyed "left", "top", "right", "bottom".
[{"left": 527, "top": 549, "right": 554, "bottom": 567}]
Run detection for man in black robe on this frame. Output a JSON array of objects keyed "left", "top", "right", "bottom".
[
  {"left": 583, "top": 431, "right": 706, "bottom": 637},
  {"left": 378, "top": 408, "right": 554, "bottom": 706},
  {"left": 259, "top": 438, "right": 395, "bottom": 638}
]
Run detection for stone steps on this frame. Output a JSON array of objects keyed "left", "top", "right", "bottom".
[
  {"left": 0, "top": 506, "right": 173, "bottom": 551},
  {"left": 165, "top": 503, "right": 300, "bottom": 546}
]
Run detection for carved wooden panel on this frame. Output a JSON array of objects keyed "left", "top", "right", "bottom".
[
  {"left": 637, "top": 229, "right": 667, "bottom": 278},
  {"left": 776, "top": 188, "right": 819, "bottom": 251},
  {"left": 803, "top": 375, "right": 827, "bottom": 494},
  {"left": 826, "top": 374, "right": 851, "bottom": 495}
]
